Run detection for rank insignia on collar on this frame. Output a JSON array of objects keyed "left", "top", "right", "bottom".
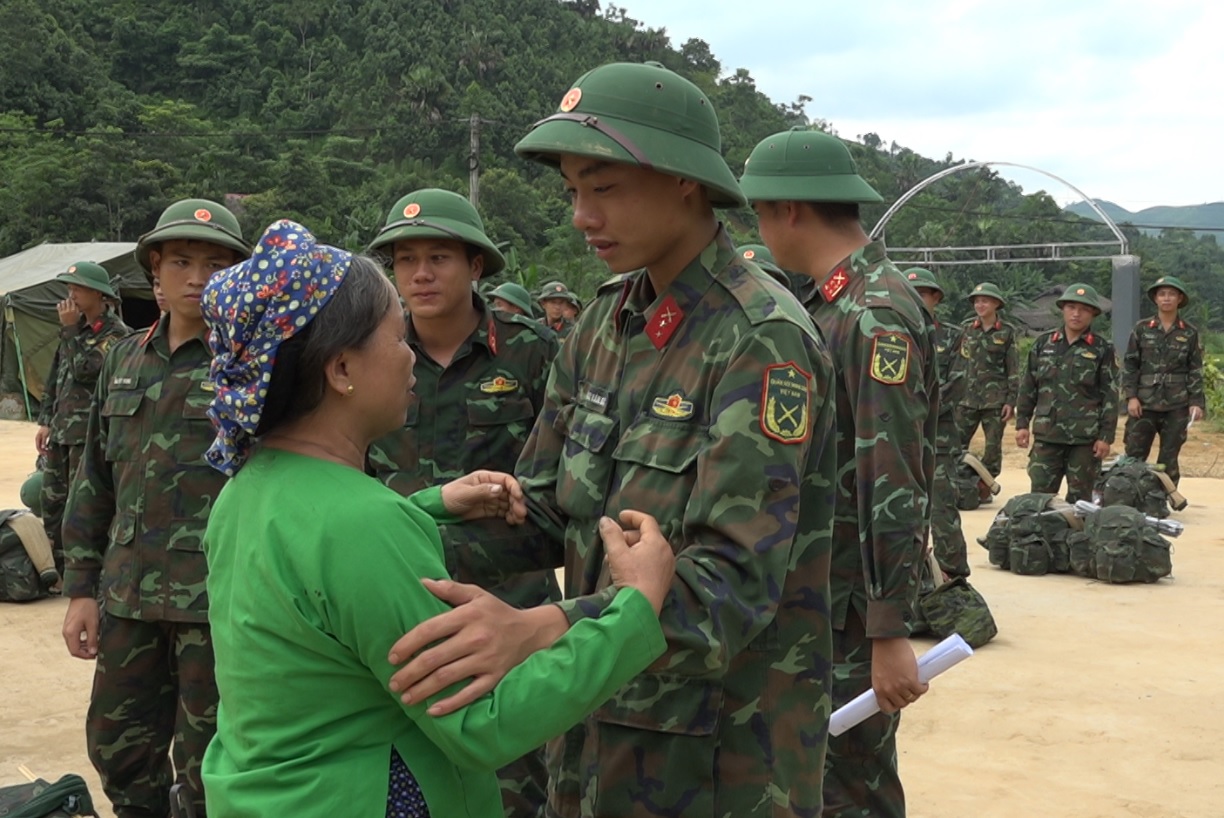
[
  {"left": 651, "top": 393, "right": 695, "bottom": 421},
  {"left": 821, "top": 267, "right": 850, "bottom": 302},
  {"left": 645, "top": 295, "right": 683, "bottom": 350},
  {"left": 760, "top": 362, "right": 811, "bottom": 444},
  {"left": 869, "top": 332, "right": 911, "bottom": 385},
  {"left": 479, "top": 376, "right": 519, "bottom": 394}
]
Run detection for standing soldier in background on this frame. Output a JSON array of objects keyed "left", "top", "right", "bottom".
[
  {"left": 1122, "top": 275, "right": 1205, "bottom": 485},
  {"left": 383, "top": 61, "right": 838, "bottom": 818},
  {"left": 34, "top": 262, "right": 130, "bottom": 574},
  {"left": 537, "top": 280, "right": 580, "bottom": 340},
  {"left": 741, "top": 127, "right": 937, "bottom": 818},
  {"left": 489, "top": 281, "right": 536, "bottom": 318},
  {"left": 60, "top": 199, "right": 250, "bottom": 818},
  {"left": 906, "top": 268, "right": 970, "bottom": 578},
  {"left": 957, "top": 282, "right": 1019, "bottom": 499},
  {"left": 365, "top": 188, "right": 560, "bottom": 818},
  {"left": 1015, "top": 283, "right": 1118, "bottom": 502}
]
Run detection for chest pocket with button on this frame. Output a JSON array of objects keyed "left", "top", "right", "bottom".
[
  {"left": 555, "top": 405, "right": 618, "bottom": 520},
  {"left": 608, "top": 417, "right": 703, "bottom": 546},
  {"left": 100, "top": 389, "right": 145, "bottom": 462},
  {"left": 465, "top": 395, "right": 537, "bottom": 470}
]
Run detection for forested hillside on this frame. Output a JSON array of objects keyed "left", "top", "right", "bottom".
[{"left": 3, "top": 0, "right": 1223, "bottom": 330}]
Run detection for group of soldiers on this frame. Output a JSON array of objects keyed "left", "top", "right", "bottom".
[{"left": 27, "top": 58, "right": 1205, "bottom": 818}]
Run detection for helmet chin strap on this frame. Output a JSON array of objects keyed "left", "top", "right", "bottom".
[{"left": 529, "top": 113, "right": 654, "bottom": 168}]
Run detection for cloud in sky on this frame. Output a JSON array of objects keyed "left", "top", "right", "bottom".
[{"left": 617, "top": 0, "right": 1222, "bottom": 210}]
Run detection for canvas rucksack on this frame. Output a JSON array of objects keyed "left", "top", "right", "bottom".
[
  {"left": 0, "top": 774, "right": 98, "bottom": 817},
  {"left": 0, "top": 511, "right": 57, "bottom": 602},
  {"left": 1094, "top": 457, "right": 1178, "bottom": 519},
  {"left": 953, "top": 461, "right": 982, "bottom": 511},
  {"left": 1084, "top": 505, "right": 1173, "bottom": 584},
  {"left": 983, "top": 493, "right": 1077, "bottom": 576}
]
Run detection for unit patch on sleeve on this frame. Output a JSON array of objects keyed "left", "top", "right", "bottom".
[
  {"left": 760, "top": 362, "right": 812, "bottom": 444},
  {"left": 870, "top": 332, "right": 911, "bottom": 385}
]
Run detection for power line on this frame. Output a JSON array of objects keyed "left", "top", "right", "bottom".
[{"left": 905, "top": 203, "right": 1224, "bottom": 234}]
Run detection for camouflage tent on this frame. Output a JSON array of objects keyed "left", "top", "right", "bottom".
[{"left": 0, "top": 243, "right": 158, "bottom": 420}]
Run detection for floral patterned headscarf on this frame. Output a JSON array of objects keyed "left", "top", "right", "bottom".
[{"left": 202, "top": 220, "right": 352, "bottom": 476}]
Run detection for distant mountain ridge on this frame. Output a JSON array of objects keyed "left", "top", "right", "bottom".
[{"left": 1065, "top": 200, "right": 1224, "bottom": 236}]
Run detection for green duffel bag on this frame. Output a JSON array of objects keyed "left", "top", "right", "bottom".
[
  {"left": 0, "top": 774, "right": 98, "bottom": 817},
  {"left": 919, "top": 577, "right": 998, "bottom": 648}
]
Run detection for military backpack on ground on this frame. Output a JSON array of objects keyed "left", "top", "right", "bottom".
[
  {"left": 953, "top": 462, "right": 983, "bottom": 510},
  {"left": 0, "top": 511, "right": 57, "bottom": 602},
  {"left": 1080, "top": 505, "right": 1173, "bottom": 584},
  {"left": 918, "top": 577, "right": 998, "bottom": 648},
  {"left": 0, "top": 774, "right": 98, "bottom": 817},
  {"left": 981, "top": 493, "right": 1079, "bottom": 576},
  {"left": 1094, "top": 457, "right": 1174, "bottom": 519}
]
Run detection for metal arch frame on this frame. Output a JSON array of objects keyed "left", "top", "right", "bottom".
[{"left": 869, "top": 161, "right": 1128, "bottom": 264}]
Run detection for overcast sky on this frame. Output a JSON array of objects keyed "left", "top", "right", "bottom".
[{"left": 617, "top": 0, "right": 1220, "bottom": 212}]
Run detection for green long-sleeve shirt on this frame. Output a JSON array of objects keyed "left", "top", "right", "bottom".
[{"left": 202, "top": 449, "right": 664, "bottom": 818}]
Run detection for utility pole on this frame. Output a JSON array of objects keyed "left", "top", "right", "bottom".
[{"left": 468, "top": 112, "right": 481, "bottom": 210}]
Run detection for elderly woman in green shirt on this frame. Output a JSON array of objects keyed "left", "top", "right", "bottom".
[{"left": 199, "top": 220, "right": 673, "bottom": 817}]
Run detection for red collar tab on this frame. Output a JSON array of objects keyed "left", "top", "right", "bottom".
[
  {"left": 821, "top": 267, "right": 850, "bottom": 303},
  {"left": 1179, "top": 319, "right": 1186, "bottom": 329},
  {"left": 1148, "top": 320, "right": 1157, "bottom": 328},
  {"left": 140, "top": 318, "right": 160, "bottom": 347},
  {"left": 487, "top": 318, "right": 498, "bottom": 356},
  {"left": 994, "top": 320, "right": 1002, "bottom": 331},
  {"left": 645, "top": 295, "right": 683, "bottom": 350},
  {"left": 973, "top": 318, "right": 982, "bottom": 329},
  {"left": 1051, "top": 331, "right": 1061, "bottom": 343},
  {"left": 90, "top": 319, "right": 104, "bottom": 333},
  {"left": 1085, "top": 332, "right": 1094, "bottom": 345}
]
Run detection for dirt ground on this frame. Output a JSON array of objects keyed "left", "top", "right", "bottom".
[{"left": 2, "top": 417, "right": 1223, "bottom": 817}]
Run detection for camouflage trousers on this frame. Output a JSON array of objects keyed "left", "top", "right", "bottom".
[
  {"left": 931, "top": 449, "right": 970, "bottom": 578},
  {"left": 824, "top": 608, "right": 904, "bottom": 818},
  {"left": 1124, "top": 406, "right": 1190, "bottom": 485},
  {"left": 1027, "top": 440, "right": 1100, "bottom": 503},
  {"left": 956, "top": 406, "right": 1006, "bottom": 477},
  {"left": 39, "top": 441, "right": 83, "bottom": 572},
  {"left": 88, "top": 615, "right": 217, "bottom": 818}
]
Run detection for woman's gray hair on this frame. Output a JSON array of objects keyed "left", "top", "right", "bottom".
[{"left": 254, "top": 255, "right": 397, "bottom": 435}]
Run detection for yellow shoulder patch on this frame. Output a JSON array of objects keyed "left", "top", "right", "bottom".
[
  {"left": 760, "top": 362, "right": 811, "bottom": 444},
  {"left": 870, "top": 332, "right": 911, "bottom": 385}
]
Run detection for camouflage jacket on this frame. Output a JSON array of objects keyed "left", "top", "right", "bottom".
[
  {"left": 541, "top": 315, "right": 575, "bottom": 341},
  {"left": 1016, "top": 327, "right": 1119, "bottom": 445},
  {"left": 958, "top": 316, "right": 1020, "bottom": 409},
  {"left": 455, "top": 229, "right": 837, "bottom": 817},
  {"left": 933, "top": 320, "right": 966, "bottom": 452},
  {"left": 1121, "top": 316, "right": 1205, "bottom": 411},
  {"left": 61, "top": 317, "right": 227, "bottom": 622},
  {"left": 36, "top": 310, "right": 131, "bottom": 446},
  {"left": 367, "top": 297, "right": 560, "bottom": 608},
  {"left": 802, "top": 240, "right": 937, "bottom": 638}
]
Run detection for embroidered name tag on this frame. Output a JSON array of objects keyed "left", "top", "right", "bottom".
[
  {"left": 111, "top": 376, "right": 135, "bottom": 388},
  {"left": 577, "top": 382, "right": 610, "bottom": 412}
]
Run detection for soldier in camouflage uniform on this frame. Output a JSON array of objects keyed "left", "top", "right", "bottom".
[
  {"left": 905, "top": 268, "right": 970, "bottom": 578},
  {"left": 60, "top": 199, "right": 250, "bottom": 818},
  {"left": 1015, "top": 283, "right": 1119, "bottom": 502},
  {"left": 738, "top": 243, "right": 807, "bottom": 297},
  {"left": 365, "top": 187, "right": 560, "bottom": 818},
  {"left": 490, "top": 281, "right": 536, "bottom": 317},
  {"left": 384, "top": 62, "right": 838, "bottom": 817},
  {"left": 537, "top": 280, "right": 580, "bottom": 340},
  {"left": 1121, "top": 275, "right": 1205, "bottom": 485},
  {"left": 34, "top": 262, "right": 130, "bottom": 573},
  {"left": 741, "top": 127, "right": 938, "bottom": 818},
  {"left": 956, "top": 282, "right": 1019, "bottom": 487}
]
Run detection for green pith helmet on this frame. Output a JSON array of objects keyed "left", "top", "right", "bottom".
[
  {"left": 738, "top": 127, "right": 883, "bottom": 203},
  {"left": 538, "top": 280, "right": 581, "bottom": 308},
  {"left": 20, "top": 472, "right": 42, "bottom": 516},
  {"left": 55, "top": 261, "right": 118, "bottom": 299},
  {"left": 135, "top": 199, "right": 251, "bottom": 273},
  {"left": 489, "top": 282, "right": 534, "bottom": 314},
  {"left": 967, "top": 282, "right": 1007, "bottom": 308},
  {"left": 1148, "top": 275, "right": 1190, "bottom": 306},
  {"left": 904, "top": 267, "right": 944, "bottom": 296},
  {"left": 368, "top": 189, "right": 506, "bottom": 276},
  {"left": 514, "top": 61, "right": 746, "bottom": 208},
  {"left": 737, "top": 244, "right": 782, "bottom": 273},
  {"left": 1056, "top": 283, "right": 1104, "bottom": 312}
]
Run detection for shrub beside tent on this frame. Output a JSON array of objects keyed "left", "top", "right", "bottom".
[{"left": 0, "top": 243, "right": 158, "bottom": 420}]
